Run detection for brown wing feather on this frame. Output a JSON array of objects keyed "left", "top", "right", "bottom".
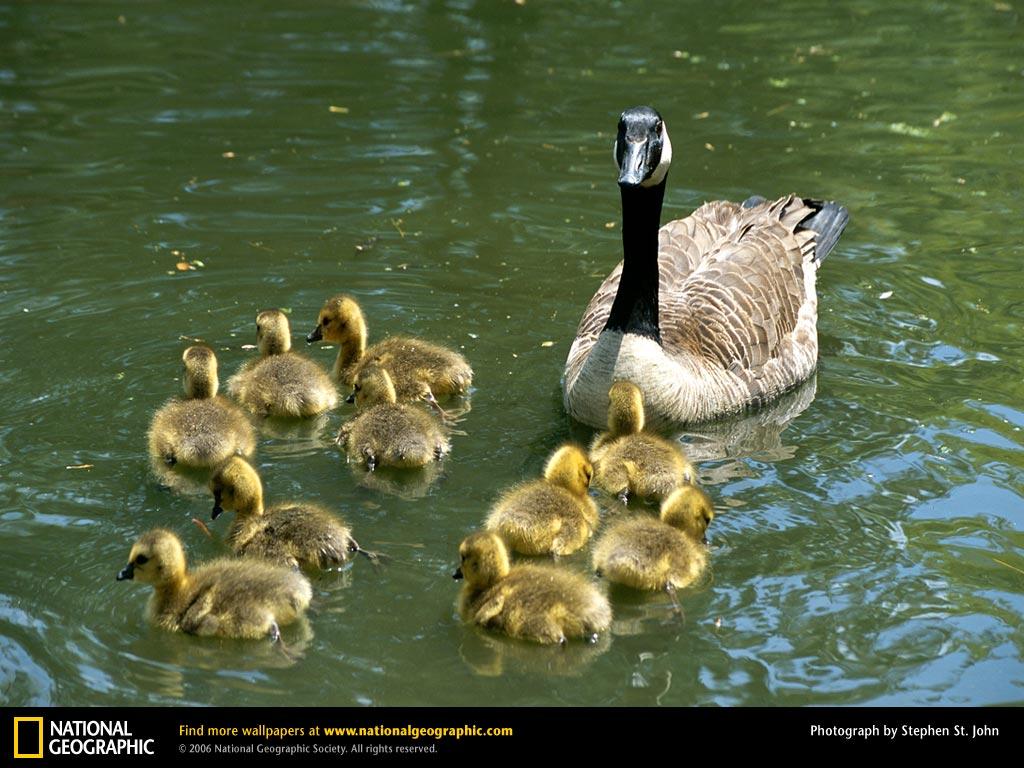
[{"left": 571, "top": 195, "right": 817, "bottom": 380}]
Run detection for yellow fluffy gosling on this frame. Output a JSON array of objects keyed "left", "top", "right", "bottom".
[
  {"left": 336, "top": 364, "right": 450, "bottom": 470},
  {"left": 590, "top": 381, "right": 696, "bottom": 503},
  {"left": 484, "top": 444, "right": 599, "bottom": 556},
  {"left": 209, "top": 456, "right": 368, "bottom": 570},
  {"left": 227, "top": 309, "right": 338, "bottom": 418},
  {"left": 453, "top": 531, "right": 611, "bottom": 645},
  {"left": 147, "top": 345, "right": 256, "bottom": 469},
  {"left": 116, "top": 528, "right": 311, "bottom": 641},
  {"left": 591, "top": 484, "right": 714, "bottom": 598},
  {"left": 306, "top": 294, "right": 472, "bottom": 402}
]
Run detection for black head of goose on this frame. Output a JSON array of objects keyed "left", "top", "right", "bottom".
[{"left": 563, "top": 106, "right": 849, "bottom": 429}]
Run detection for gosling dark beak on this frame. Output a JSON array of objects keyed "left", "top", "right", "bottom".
[
  {"left": 452, "top": 568, "right": 463, "bottom": 581},
  {"left": 618, "top": 141, "right": 648, "bottom": 187},
  {"left": 345, "top": 391, "right": 356, "bottom": 405},
  {"left": 211, "top": 490, "right": 223, "bottom": 520},
  {"left": 306, "top": 325, "right": 323, "bottom": 344},
  {"left": 117, "top": 562, "right": 134, "bottom": 581}
]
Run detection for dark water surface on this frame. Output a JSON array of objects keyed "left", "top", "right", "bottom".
[{"left": 2, "top": 1, "right": 1022, "bottom": 706}]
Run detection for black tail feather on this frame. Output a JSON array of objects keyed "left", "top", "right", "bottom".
[{"left": 800, "top": 199, "right": 849, "bottom": 263}]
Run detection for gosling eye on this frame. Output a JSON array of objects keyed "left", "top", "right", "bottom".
[{"left": 134, "top": 554, "right": 149, "bottom": 566}]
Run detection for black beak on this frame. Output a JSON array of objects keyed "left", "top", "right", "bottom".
[
  {"left": 345, "top": 391, "right": 356, "bottom": 405},
  {"left": 618, "top": 141, "right": 648, "bottom": 187},
  {"left": 306, "top": 325, "right": 323, "bottom": 344},
  {"left": 211, "top": 490, "right": 223, "bottom": 520},
  {"left": 117, "top": 562, "right": 134, "bottom": 581},
  {"left": 452, "top": 568, "right": 463, "bottom": 580}
]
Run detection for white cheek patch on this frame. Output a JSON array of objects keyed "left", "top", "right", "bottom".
[{"left": 641, "top": 126, "right": 672, "bottom": 188}]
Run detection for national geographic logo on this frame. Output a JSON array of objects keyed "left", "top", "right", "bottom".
[
  {"left": 12, "top": 717, "right": 155, "bottom": 759},
  {"left": 13, "top": 718, "right": 43, "bottom": 759}
]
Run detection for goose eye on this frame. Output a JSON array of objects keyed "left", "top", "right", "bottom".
[
  {"left": 656, "top": 119, "right": 664, "bottom": 134},
  {"left": 134, "top": 554, "right": 149, "bottom": 566}
]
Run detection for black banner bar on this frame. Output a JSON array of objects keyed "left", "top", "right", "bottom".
[{"left": 2, "top": 706, "right": 1017, "bottom": 763}]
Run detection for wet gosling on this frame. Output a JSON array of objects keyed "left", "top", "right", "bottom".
[
  {"left": 592, "top": 484, "right": 714, "bottom": 597},
  {"left": 209, "top": 456, "right": 366, "bottom": 570},
  {"left": 227, "top": 309, "right": 338, "bottom": 418},
  {"left": 336, "top": 364, "right": 450, "bottom": 470},
  {"left": 484, "top": 444, "right": 599, "bottom": 556},
  {"left": 590, "top": 381, "right": 696, "bottom": 503},
  {"left": 453, "top": 531, "right": 611, "bottom": 645},
  {"left": 307, "top": 294, "right": 473, "bottom": 402},
  {"left": 147, "top": 346, "right": 256, "bottom": 469},
  {"left": 116, "top": 528, "right": 311, "bottom": 641}
]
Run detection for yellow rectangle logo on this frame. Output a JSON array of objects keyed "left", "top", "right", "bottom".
[{"left": 13, "top": 717, "right": 43, "bottom": 759}]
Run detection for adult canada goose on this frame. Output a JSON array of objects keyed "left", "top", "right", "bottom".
[{"left": 563, "top": 106, "right": 849, "bottom": 429}]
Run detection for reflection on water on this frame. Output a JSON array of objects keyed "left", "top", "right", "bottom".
[
  {"left": 1, "top": 0, "right": 1022, "bottom": 706},
  {"left": 458, "top": 628, "right": 611, "bottom": 679},
  {"left": 673, "top": 377, "right": 818, "bottom": 465},
  {"left": 347, "top": 461, "right": 448, "bottom": 500}
]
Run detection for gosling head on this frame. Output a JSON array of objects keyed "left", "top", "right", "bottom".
[
  {"left": 660, "top": 485, "right": 715, "bottom": 544},
  {"left": 349, "top": 364, "right": 397, "bottom": 408},
  {"left": 255, "top": 309, "right": 292, "bottom": 356},
  {"left": 306, "top": 294, "right": 367, "bottom": 347},
  {"left": 116, "top": 528, "right": 187, "bottom": 585},
  {"left": 607, "top": 380, "right": 645, "bottom": 435},
  {"left": 453, "top": 531, "right": 510, "bottom": 589},
  {"left": 543, "top": 444, "right": 593, "bottom": 497},
  {"left": 209, "top": 456, "right": 264, "bottom": 520},
  {"left": 182, "top": 345, "right": 218, "bottom": 399},
  {"left": 614, "top": 105, "right": 672, "bottom": 189}
]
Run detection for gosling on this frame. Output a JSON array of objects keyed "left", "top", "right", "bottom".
[
  {"left": 147, "top": 345, "right": 256, "bottom": 469},
  {"left": 209, "top": 456, "right": 366, "bottom": 571},
  {"left": 591, "top": 484, "right": 714, "bottom": 598},
  {"left": 306, "top": 293, "right": 473, "bottom": 402},
  {"left": 116, "top": 528, "right": 311, "bottom": 641},
  {"left": 227, "top": 309, "right": 338, "bottom": 418},
  {"left": 484, "top": 444, "right": 599, "bottom": 556},
  {"left": 453, "top": 531, "right": 611, "bottom": 645},
  {"left": 590, "top": 381, "right": 696, "bottom": 503},
  {"left": 336, "top": 364, "right": 450, "bottom": 470}
]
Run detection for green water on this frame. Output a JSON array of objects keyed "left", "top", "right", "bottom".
[{"left": 2, "top": 0, "right": 1022, "bottom": 707}]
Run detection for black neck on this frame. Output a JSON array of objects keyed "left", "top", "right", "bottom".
[{"left": 603, "top": 179, "right": 665, "bottom": 342}]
